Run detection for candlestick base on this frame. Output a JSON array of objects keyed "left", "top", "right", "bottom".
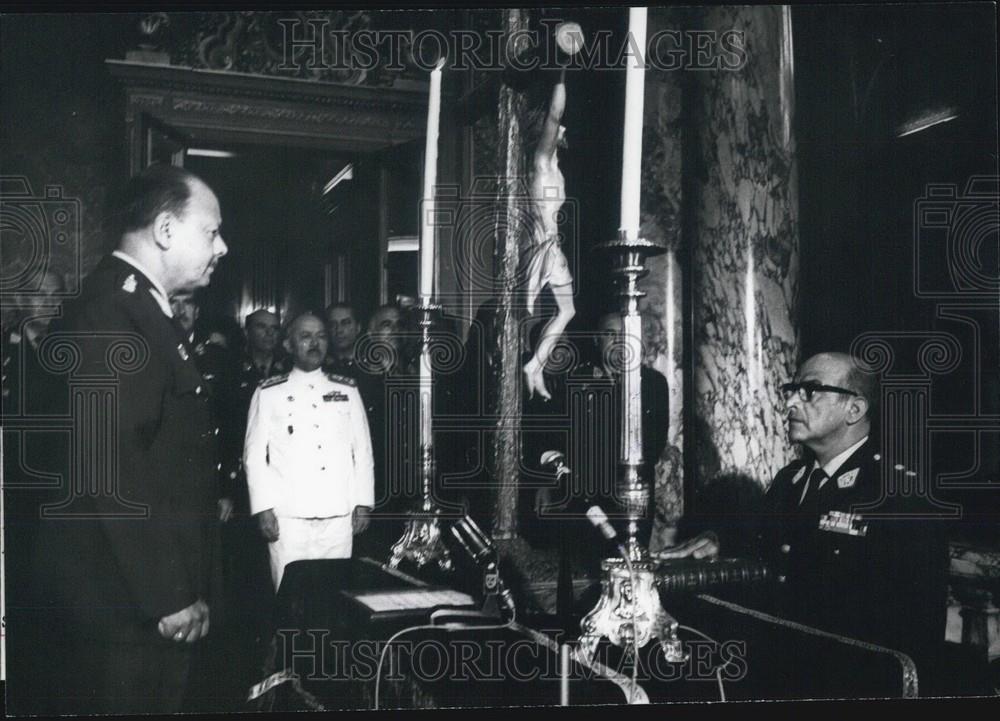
[
  {"left": 578, "top": 558, "right": 686, "bottom": 665},
  {"left": 387, "top": 508, "right": 453, "bottom": 573}
]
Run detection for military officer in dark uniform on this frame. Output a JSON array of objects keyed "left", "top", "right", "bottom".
[
  {"left": 170, "top": 291, "right": 236, "bottom": 522},
  {"left": 351, "top": 304, "right": 418, "bottom": 561},
  {"left": 215, "top": 307, "right": 289, "bottom": 644},
  {"left": 323, "top": 301, "right": 363, "bottom": 379},
  {"left": 658, "top": 352, "right": 948, "bottom": 673},
  {"left": 224, "top": 308, "right": 290, "bottom": 499},
  {"left": 26, "top": 164, "right": 228, "bottom": 714}
]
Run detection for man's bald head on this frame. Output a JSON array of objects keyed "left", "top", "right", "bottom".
[
  {"left": 246, "top": 308, "right": 278, "bottom": 329},
  {"left": 117, "top": 164, "right": 228, "bottom": 295},
  {"left": 119, "top": 164, "right": 203, "bottom": 235},
  {"left": 786, "top": 352, "right": 876, "bottom": 461},
  {"left": 812, "top": 352, "right": 878, "bottom": 420},
  {"left": 287, "top": 312, "right": 325, "bottom": 337},
  {"left": 284, "top": 312, "right": 328, "bottom": 372}
]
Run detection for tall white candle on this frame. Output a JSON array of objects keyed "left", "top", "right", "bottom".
[
  {"left": 619, "top": 7, "right": 647, "bottom": 239},
  {"left": 419, "top": 59, "right": 445, "bottom": 300}
]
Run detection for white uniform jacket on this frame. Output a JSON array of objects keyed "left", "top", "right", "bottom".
[{"left": 244, "top": 366, "right": 375, "bottom": 518}]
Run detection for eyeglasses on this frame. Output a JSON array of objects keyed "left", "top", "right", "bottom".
[{"left": 781, "top": 381, "right": 858, "bottom": 403}]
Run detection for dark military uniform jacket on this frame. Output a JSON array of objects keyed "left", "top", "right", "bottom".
[
  {"left": 757, "top": 437, "right": 948, "bottom": 661},
  {"left": 32, "top": 255, "right": 222, "bottom": 639},
  {"left": 322, "top": 354, "right": 361, "bottom": 381}
]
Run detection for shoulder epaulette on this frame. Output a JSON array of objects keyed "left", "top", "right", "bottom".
[
  {"left": 324, "top": 372, "right": 357, "bottom": 387},
  {"left": 260, "top": 373, "right": 289, "bottom": 389}
]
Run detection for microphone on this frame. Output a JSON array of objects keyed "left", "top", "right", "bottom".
[
  {"left": 586, "top": 505, "right": 630, "bottom": 563},
  {"left": 586, "top": 505, "right": 617, "bottom": 541},
  {"left": 451, "top": 515, "right": 494, "bottom": 566},
  {"left": 451, "top": 516, "right": 516, "bottom": 618},
  {"left": 540, "top": 450, "right": 571, "bottom": 479}
]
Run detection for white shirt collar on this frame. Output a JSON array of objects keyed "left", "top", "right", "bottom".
[
  {"left": 815, "top": 435, "right": 869, "bottom": 488},
  {"left": 288, "top": 366, "right": 323, "bottom": 383},
  {"left": 112, "top": 250, "right": 173, "bottom": 318}
]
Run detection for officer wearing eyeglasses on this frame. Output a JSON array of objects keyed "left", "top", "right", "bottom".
[{"left": 659, "top": 352, "right": 948, "bottom": 674}]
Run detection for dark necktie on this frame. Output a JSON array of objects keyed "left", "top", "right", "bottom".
[{"left": 798, "top": 467, "right": 828, "bottom": 514}]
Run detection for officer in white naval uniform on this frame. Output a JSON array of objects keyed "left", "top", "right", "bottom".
[{"left": 244, "top": 312, "right": 374, "bottom": 590}]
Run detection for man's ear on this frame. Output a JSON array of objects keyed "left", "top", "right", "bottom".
[
  {"left": 283, "top": 336, "right": 293, "bottom": 355},
  {"left": 151, "top": 211, "right": 173, "bottom": 250},
  {"left": 845, "top": 395, "right": 869, "bottom": 426}
]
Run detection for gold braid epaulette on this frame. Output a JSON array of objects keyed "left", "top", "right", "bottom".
[
  {"left": 260, "top": 374, "right": 289, "bottom": 388},
  {"left": 324, "top": 372, "right": 357, "bottom": 387}
]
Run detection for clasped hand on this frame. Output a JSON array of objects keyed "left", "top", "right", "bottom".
[
  {"left": 651, "top": 531, "right": 721, "bottom": 560},
  {"left": 157, "top": 599, "right": 210, "bottom": 643}
]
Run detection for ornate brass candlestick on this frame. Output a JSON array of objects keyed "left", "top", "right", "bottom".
[
  {"left": 388, "top": 302, "right": 452, "bottom": 572},
  {"left": 578, "top": 231, "right": 685, "bottom": 664}
]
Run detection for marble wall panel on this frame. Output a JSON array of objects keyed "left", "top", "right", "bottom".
[
  {"left": 689, "top": 6, "right": 799, "bottom": 489},
  {"left": 642, "top": 6, "right": 686, "bottom": 550}
]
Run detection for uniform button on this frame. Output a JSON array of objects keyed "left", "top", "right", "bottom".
[
  {"left": 195, "top": 386, "right": 203, "bottom": 395},
  {"left": 778, "top": 575, "right": 787, "bottom": 583},
  {"left": 780, "top": 544, "right": 791, "bottom": 554},
  {"left": 214, "top": 427, "right": 220, "bottom": 435},
  {"left": 833, "top": 548, "right": 840, "bottom": 556},
  {"left": 321, "top": 466, "right": 326, "bottom": 471},
  {"left": 318, "top": 445, "right": 322, "bottom": 449},
  {"left": 216, "top": 463, "right": 222, "bottom": 471}
]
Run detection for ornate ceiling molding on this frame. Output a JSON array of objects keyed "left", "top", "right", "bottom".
[
  {"left": 128, "top": 10, "right": 433, "bottom": 88},
  {"left": 107, "top": 59, "right": 430, "bottom": 153}
]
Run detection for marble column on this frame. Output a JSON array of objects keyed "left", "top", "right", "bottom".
[
  {"left": 641, "top": 6, "right": 686, "bottom": 550},
  {"left": 689, "top": 6, "right": 799, "bottom": 489}
]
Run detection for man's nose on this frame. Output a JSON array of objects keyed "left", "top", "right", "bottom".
[{"left": 214, "top": 235, "right": 228, "bottom": 257}]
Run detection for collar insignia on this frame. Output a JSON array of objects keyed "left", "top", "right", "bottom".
[
  {"left": 837, "top": 468, "right": 859, "bottom": 489},
  {"left": 122, "top": 274, "right": 137, "bottom": 293}
]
